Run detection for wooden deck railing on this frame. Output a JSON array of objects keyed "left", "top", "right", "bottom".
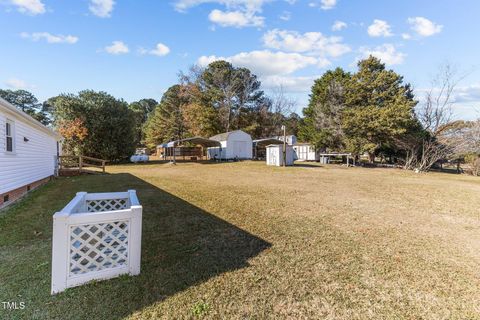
[{"left": 58, "top": 155, "right": 107, "bottom": 175}]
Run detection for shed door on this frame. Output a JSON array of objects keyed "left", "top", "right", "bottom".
[
  {"left": 232, "top": 141, "right": 247, "bottom": 157},
  {"left": 268, "top": 148, "right": 277, "bottom": 165},
  {"left": 298, "top": 146, "right": 307, "bottom": 159}
]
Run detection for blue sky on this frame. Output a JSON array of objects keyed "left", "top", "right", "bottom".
[{"left": 1, "top": 0, "right": 479, "bottom": 119}]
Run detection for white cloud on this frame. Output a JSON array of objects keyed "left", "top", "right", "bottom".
[
  {"left": 20, "top": 32, "right": 78, "bottom": 44},
  {"left": 10, "top": 0, "right": 45, "bottom": 15},
  {"left": 308, "top": 0, "right": 337, "bottom": 10},
  {"left": 104, "top": 41, "right": 129, "bottom": 55},
  {"left": 320, "top": 0, "right": 336, "bottom": 10},
  {"left": 262, "top": 75, "right": 318, "bottom": 92},
  {"left": 208, "top": 9, "right": 264, "bottom": 27},
  {"left": 89, "top": 0, "right": 115, "bottom": 18},
  {"left": 174, "top": 0, "right": 298, "bottom": 28},
  {"left": 150, "top": 43, "right": 171, "bottom": 56},
  {"left": 263, "top": 29, "right": 350, "bottom": 58},
  {"left": 358, "top": 44, "right": 406, "bottom": 65},
  {"left": 451, "top": 85, "right": 480, "bottom": 120},
  {"left": 415, "top": 85, "right": 480, "bottom": 120},
  {"left": 139, "top": 43, "right": 171, "bottom": 57},
  {"left": 407, "top": 17, "right": 443, "bottom": 37},
  {"left": 197, "top": 55, "right": 222, "bottom": 67},
  {"left": 453, "top": 84, "right": 480, "bottom": 104},
  {"left": 197, "top": 50, "right": 322, "bottom": 76},
  {"left": 332, "top": 20, "right": 347, "bottom": 31},
  {"left": 5, "top": 78, "right": 35, "bottom": 90},
  {"left": 175, "top": 0, "right": 269, "bottom": 12},
  {"left": 367, "top": 19, "right": 393, "bottom": 37},
  {"left": 279, "top": 11, "right": 291, "bottom": 21},
  {"left": 198, "top": 52, "right": 323, "bottom": 96},
  {"left": 401, "top": 33, "right": 411, "bottom": 40}
]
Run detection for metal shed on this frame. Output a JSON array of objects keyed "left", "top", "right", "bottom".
[
  {"left": 207, "top": 130, "right": 253, "bottom": 160},
  {"left": 252, "top": 138, "right": 283, "bottom": 160},
  {"left": 157, "top": 137, "right": 221, "bottom": 162}
]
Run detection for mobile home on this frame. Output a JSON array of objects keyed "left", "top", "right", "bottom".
[{"left": 0, "top": 97, "right": 61, "bottom": 208}]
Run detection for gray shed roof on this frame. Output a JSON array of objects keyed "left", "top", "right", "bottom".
[
  {"left": 209, "top": 130, "right": 248, "bottom": 142},
  {"left": 209, "top": 132, "right": 230, "bottom": 141}
]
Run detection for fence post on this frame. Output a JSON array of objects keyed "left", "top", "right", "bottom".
[
  {"left": 51, "top": 213, "right": 69, "bottom": 294},
  {"left": 79, "top": 156, "right": 83, "bottom": 174},
  {"left": 128, "top": 190, "right": 142, "bottom": 276},
  {"left": 54, "top": 155, "right": 59, "bottom": 177}
]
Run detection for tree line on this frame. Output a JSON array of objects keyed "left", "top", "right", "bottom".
[
  {"left": 1, "top": 56, "right": 478, "bottom": 174},
  {"left": 0, "top": 60, "right": 299, "bottom": 162},
  {"left": 299, "top": 56, "right": 480, "bottom": 174},
  {"left": 143, "top": 61, "right": 299, "bottom": 149}
]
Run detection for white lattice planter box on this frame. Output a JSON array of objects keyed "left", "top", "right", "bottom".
[{"left": 51, "top": 190, "right": 142, "bottom": 294}]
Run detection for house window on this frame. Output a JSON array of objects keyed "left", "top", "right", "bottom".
[
  {"left": 3, "top": 195, "right": 9, "bottom": 203},
  {"left": 5, "top": 120, "right": 14, "bottom": 152}
]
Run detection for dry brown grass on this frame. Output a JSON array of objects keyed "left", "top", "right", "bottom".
[
  {"left": 110, "top": 161, "right": 480, "bottom": 319},
  {"left": 1, "top": 161, "right": 479, "bottom": 319}
]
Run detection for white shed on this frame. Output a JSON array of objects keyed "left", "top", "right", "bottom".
[
  {"left": 293, "top": 143, "right": 319, "bottom": 162},
  {"left": 0, "top": 97, "right": 62, "bottom": 209},
  {"left": 266, "top": 144, "right": 295, "bottom": 166},
  {"left": 207, "top": 130, "right": 253, "bottom": 160}
]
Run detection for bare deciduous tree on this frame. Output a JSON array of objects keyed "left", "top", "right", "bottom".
[
  {"left": 406, "top": 63, "right": 469, "bottom": 172},
  {"left": 417, "top": 64, "right": 459, "bottom": 134},
  {"left": 313, "top": 80, "right": 346, "bottom": 150},
  {"left": 453, "top": 120, "right": 480, "bottom": 175},
  {"left": 267, "top": 85, "right": 296, "bottom": 136}
]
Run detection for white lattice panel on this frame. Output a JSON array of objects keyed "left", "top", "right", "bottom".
[
  {"left": 52, "top": 191, "right": 142, "bottom": 294},
  {"left": 86, "top": 198, "right": 128, "bottom": 212},
  {"left": 69, "top": 221, "right": 129, "bottom": 276}
]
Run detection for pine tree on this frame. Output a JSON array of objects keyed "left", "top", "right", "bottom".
[
  {"left": 144, "top": 85, "right": 188, "bottom": 148},
  {"left": 299, "top": 68, "right": 351, "bottom": 151},
  {"left": 343, "top": 56, "right": 419, "bottom": 161}
]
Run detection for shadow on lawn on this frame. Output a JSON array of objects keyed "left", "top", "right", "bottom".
[
  {"left": 50, "top": 173, "right": 271, "bottom": 319},
  {"left": 293, "top": 163, "right": 324, "bottom": 169}
]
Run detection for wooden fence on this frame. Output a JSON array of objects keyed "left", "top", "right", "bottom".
[{"left": 58, "top": 155, "right": 107, "bottom": 175}]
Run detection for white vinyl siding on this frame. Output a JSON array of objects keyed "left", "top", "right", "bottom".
[
  {"left": 5, "top": 120, "right": 14, "bottom": 152},
  {"left": 0, "top": 109, "right": 58, "bottom": 195}
]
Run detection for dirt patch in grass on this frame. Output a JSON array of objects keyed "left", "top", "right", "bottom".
[{"left": 1, "top": 161, "right": 479, "bottom": 319}]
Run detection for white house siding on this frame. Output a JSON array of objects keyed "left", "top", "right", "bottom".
[{"left": 0, "top": 108, "right": 59, "bottom": 195}]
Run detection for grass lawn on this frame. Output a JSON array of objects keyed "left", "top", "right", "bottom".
[{"left": 1, "top": 161, "right": 480, "bottom": 319}]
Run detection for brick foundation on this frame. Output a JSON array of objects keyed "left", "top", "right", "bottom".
[{"left": 0, "top": 176, "right": 52, "bottom": 209}]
